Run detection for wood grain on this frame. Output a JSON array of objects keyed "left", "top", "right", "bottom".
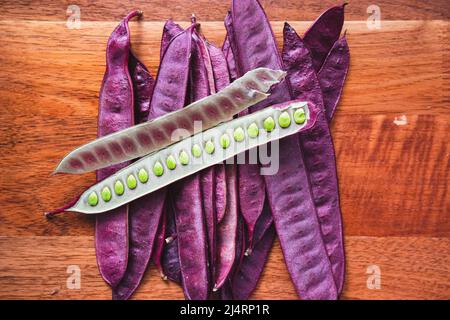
[
  {"left": 0, "top": 21, "right": 447, "bottom": 237},
  {"left": 0, "top": 236, "right": 448, "bottom": 299},
  {"left": 1, "top": 1, "right": 448, "bottom": 21},
  {"left": 0, "top": 0, "right": 448, "bottom": 299}
]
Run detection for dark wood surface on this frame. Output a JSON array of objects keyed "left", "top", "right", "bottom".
[{"left": 0, "top": 1, "right": 448, "bottom": 299}]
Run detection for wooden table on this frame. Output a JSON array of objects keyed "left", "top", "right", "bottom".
[{"left": 0, "top": 1, "right": 448, "bottom": 300}]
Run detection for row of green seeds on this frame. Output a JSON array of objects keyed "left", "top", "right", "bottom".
[{"left": 87, "top": 108, "right": 306, "bottom": 206}]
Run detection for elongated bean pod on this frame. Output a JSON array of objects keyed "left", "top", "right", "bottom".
[
  {"left": 54, "top": 67, "right": 284, "bottom": 174},
  {"left": 225, "top": 11, "right": 267, "bottom": 249},
  {"left": 54, "top": 100, "right": 319, "bottom": 215},
  {"left": 129, "top": 52, "right": 155, "bottom": 122},
  {"left": 283, "top": 22, "right": 345, "bottom": 296},
  {"left": 160, "top": 19, "right": 183, "bottom": 58},
  {"left": 222, "top": 36, "right": 238, "bottom": 82},
  {"left": 318, "top": 35, "right": 350, "bottom": 122},
  {"left": 207, "top": 41, "right": 231, "bottom": 94},
  {"left": 230, "top": 0, "right": 337, "bottom": 300},
  {"left": 173, "top": 174, "right": 209, "bottom": 300},
  {"left": 232, "top": 224, "right": 275, "bottom": 300},
  {"left": 214, "top": 163, "right": 238, "bottom": 290},
  {"left": 303, "top": 4, "right": 347, "bottom": 72},
  {"left": 173, "top": 28, "right": 210, "bottom": 300},
  {"left": 161, "top": 200, "right": 181, "bottom": 283},
  {"left": 113, "top": 24, "right": 194, "bottom": 301},
  {"left": 224, "top": 12, "right": 240, "bottom": 81},
  {"left": 151, "top": 212, "right": 167, "bottom": 279},
  {"left": 228, "top": 203, "right": 273, "bottom": 300},
  {"left": 215, "top": 164, "right": 227, "bottom": 223},
  {"left": 95, "top": 10, "right": 140, "bottom": 288},
  {"left": 246, "top": 200, "right": 273, "bottom": 255},
  {"left": 204, "top": 40, "right": 230, "bottom": 280}
]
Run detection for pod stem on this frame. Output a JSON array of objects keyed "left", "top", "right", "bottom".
[
  {"left": 45, "top": 195, "right": 81, "bottom": 218},
  {"left": 190, "top": 13, "right": 196, "bottom": 24},
  {"left": 125, "top": 10, "right": 143, "bottom": 22}
]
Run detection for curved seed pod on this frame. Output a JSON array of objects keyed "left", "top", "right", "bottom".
[
  {"left": 223, "top": 38, "right": 238, "bottom": 82},
  {"left": 162, "top": 201, "right": 181, "bottom": 283},
  {"left": 219, "top": 214, "right": 244, "bottom": 300},
  {"left": 318, "top": 35, "right": 350, "bottom": 122},
  {"left": 160, "top": 19, "right": 183, "bottom": 58},
  {"left": 208, "top": 42, "right": 230, "bottom": 225},
  {"left": 112, "top": 25, "right": 194, "bottom": 300},
  {"left": 112, "top": 192, "right": 165, "bottom": 300},
  {"left": 303, "top": 4, "right": 347, "bottom": 72},
  {"left": 173, "top": 30, "right": 210, "bottom": 300},
  {"left": 238, "top": 163, "right": 265, "bottom": 251},
  {"left": 228, "top": 204, "right": 273, "bottom": 300},
  {"left": 172, "top": 175, "right": 208, "bottom": 300},
  {"left": 129, "top": 52, "right": 155, "bottom": 122},
  {"left": 230, "top": 0, "right": 292, "bottom": 111},
  {"left": 151, "top": 212, "right": 167, "bottom": 279},
  {"left": 214, "top": 164, "right": 238, "bottom": 290},
  {"left": 283, "top": 23, "right": 344, "bottom": 296},
  {"left": 233, "top": 214, "right": 246, "bottom": 275},
  {"left": 95, "top": 10, "right": 141, "bottom": 288},
  {"left": 57, "top": 100, "right": 319, "bottom": 215},
  {"left": 207, "top": 41, "right": 230, "bottom": 93},
  {"left": 54, "top": 67, "right": 283, "bottom": 174},
  {"left": 200, "top": 166, "right": 216, "bottom": 282},
  {"left": 264, "top": 135, "right": 337, "bottom": 300},
  {"left": 230, "top": 0, "right": 337, "bottom": 300},
  {"left": 225, "top": 10, "right": 267, "bottom": 248},
  {"left": 193, "top": 30, "right": 216, "bottom": 95},
  {"left": 223, "top": 12, "right": 239, "bottom": 81},
  {"left": 150, "top": 24, "right": 195, "bottom": 118},
  {"left": 232, "top": 224, "right": 275, "bottom": 300},
  {"left": 246, "top": 199, "right": 273, "bottom": 255},
  {"left": 215, "top": 163, "right": 227, "bottom": 224},
  {"left": 203, "top": 41, "right": 230, "bottom": 274}
]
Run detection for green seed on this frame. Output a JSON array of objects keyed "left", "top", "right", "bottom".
[
  {"left": 153, "top": 161, "right": 164, "bottom": 176},
  {"left": 278, "top": 111, "right": 291, "bottom": 128},
  {"left": 205, "top": 140, "right": 215, "bottom": 154},
  {"left": 192, "top": 144, "right": 202, "bottom": 158},
  {"left": 166, "top": 155, "right": 177, "bottom": 170},
  {"left": 247, "top": 122, "right": 259, "bottom": 138},
  {"left": 101, "top": 187, "right": 112, "bottom": 202},
  {"left": 220, "top": 134, "right": 231, "bottom": 149},
  {"left": 88, "top": 191, "right": 98, "bottom": 206},
  {"left": 127, "top": 174, "right": 137, "bottom": 189},
  {"left": 138, "top": 168, "right": 149, "bottom": 183},
  {"left": 114, "top": 180, "right": 125, "bottom": 195},
  {"left": 294, "top": 108, "right": 306, "bottom": 124},
  {"left": 263, "top": 116, "right": 275, "bottom": 132},
  {"left": 179, "top": 150, "right": 190, "bottom": 165},
  {"left": 233, "top": 127, "right": 245, "bottom": 142}
]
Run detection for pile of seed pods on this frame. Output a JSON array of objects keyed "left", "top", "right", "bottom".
[{"left": 49, "top": 0, "right": 350, "bottom": 300}]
